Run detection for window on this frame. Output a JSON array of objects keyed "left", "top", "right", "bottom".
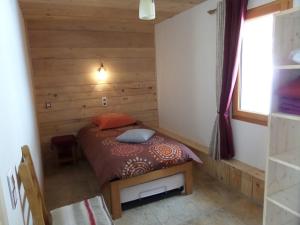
[
  {"left": 232, "top": 1, "right": 292, "bottom": 126},
  {"left": 241, "top": 14, "right": 274, "bottom": 115}
]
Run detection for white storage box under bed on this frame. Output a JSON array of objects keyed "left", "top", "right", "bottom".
[{"left": 120, "top": 173, "right": 184, "bottom": 203}]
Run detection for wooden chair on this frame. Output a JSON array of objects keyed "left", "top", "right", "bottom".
[{"left": 18, "top": 145, "right": 114, "bottom": 225}]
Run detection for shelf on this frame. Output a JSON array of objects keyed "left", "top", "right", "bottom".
[
  {"left": 271, "top": 112, "right": 300, "bottom": 121},
  {"left": 267, "top": 184, "right": 300, "bottom": 218},
  {"left": 275, "top": 65, "right": 300, "bottom": 70},
  {"left": 265, "top": 200, "right": 300, "bottom": 225},
  {"left": 270, "top": 151, "right": 300, "bottom": 171}
]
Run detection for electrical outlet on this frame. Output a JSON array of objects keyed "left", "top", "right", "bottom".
[
  {"left": 101, "top": 96, "right": 108, "bottom": 107},
  {"left": 45, "top": 102, "right": 52, "bottom": 109}
]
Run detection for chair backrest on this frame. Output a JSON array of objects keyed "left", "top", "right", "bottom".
[{"left": 18, "top": 146, "right": 51, "bottom": 225}]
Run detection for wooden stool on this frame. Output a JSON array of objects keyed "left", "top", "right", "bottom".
[{"left": 51, "top": 135, "right": 77, "bottom": 165}]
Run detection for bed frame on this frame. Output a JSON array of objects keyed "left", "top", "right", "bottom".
[{"left": 102, "top": 161, "right": 193, "bottom": 219}]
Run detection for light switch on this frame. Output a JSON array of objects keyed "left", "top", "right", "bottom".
[{"left": 101, "top": 96, "right": 108, "bottom": 107}]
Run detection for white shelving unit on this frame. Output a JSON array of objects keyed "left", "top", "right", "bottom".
[{"left": 263, "top": 7, "right": 300, "bottom": 225}]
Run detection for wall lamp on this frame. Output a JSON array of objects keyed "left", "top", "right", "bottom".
[{"left": 97, "top": 62, "right": 107, "bottom": 81}]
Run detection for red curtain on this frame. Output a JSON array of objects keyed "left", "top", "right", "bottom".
[{"left": 219, "top": 0, "right": 248, "bottom": 159}]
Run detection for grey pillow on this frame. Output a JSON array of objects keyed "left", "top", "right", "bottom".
[{"left": 116, "top": 129, "right": 155, "bottom": 143}]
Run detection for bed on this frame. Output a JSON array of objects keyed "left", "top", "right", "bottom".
[{"left": 77, "top": 123, "right": 201, "bottom": 219}]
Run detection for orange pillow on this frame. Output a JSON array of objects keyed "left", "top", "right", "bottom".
[{"left": 93, "top": 113, "right": 136, "bottom": 130}]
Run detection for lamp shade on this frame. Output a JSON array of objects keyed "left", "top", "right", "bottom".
[{"left": 139, "top": 0, "right": 155, "bottom": 20}]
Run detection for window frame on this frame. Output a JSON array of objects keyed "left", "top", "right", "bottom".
[{"left": 232, "top": 0, "right": 292, "bottom": 126}]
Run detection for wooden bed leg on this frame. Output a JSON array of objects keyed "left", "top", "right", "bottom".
[
  {"left": 110, "top": 182, "right": 122, "bottom": 220},
  {"left": 184, "top": 162, "right": 193, "bottom": 195}
]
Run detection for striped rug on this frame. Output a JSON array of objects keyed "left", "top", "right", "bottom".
[{"left": 51, "top": 196, "right": 114, "bottom": 225}]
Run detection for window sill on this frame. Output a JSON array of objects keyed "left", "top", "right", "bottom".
[{"left": 232, "top": 110, "right": 268, "bottom": 126}]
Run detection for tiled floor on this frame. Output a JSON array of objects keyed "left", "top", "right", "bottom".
[{"left": 44, "top": 161, "right": 263, "bottom": 225}]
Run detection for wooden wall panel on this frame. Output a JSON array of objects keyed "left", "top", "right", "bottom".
[
  {"left": 38, "top": 102, "right": 157, "bottom": 123},
  {"left": 194, "top": 151, "right": 264, "bottom": 205},
  {"left": 29, "top": 30, "right": 154, "bottom": 48},
  {"left": 36, "top": 94, "right": 157, "bottom": 112},
  {"left": 26, "top": 19, "right": 154, "bottom": 33},
  {"left": 34, "top": 73, "right": 155, "bottom": 88},
  {"left": 27, "top": 16, "right": 158, "bottom": 166},
  {"left": 32, "top": 59, "right": 155, "bottom": 75},
  {"left": 252, "top": 177, "right": 264, "bottom": 203},
  {"left": 229, "top": 167, "right": 242, "bottom": 191},
  {"left": 34, "top": 81, "right": 156, "bottom": 95},
  {"left": 30, "top": 48, "right": 155, "bottom": 59},
  {"left": 241, "top": 173, "right": 253, "bottom": 198}
]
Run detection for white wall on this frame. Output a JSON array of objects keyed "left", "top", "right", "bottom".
[
  {"left": 156, "top": 0, "right": 217, "bottom": 148},
  {"left": 155, "top": 0, "right": 273, "bottom": 170},
  {"left": 0, "top": 182, "right": 8, "bottom": 225},
  {"left": 0, "top": 0, "right": 43, "bottom": 224}
]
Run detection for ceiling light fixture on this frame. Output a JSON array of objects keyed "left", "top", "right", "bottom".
[{"left": 139, "top": 0, "right": 156, "bottom": 20}]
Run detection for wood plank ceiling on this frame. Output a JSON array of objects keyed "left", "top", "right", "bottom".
[{"left": 19, "top": 0, "right": 206, "bottom": 22}]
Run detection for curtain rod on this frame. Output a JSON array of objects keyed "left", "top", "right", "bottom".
[{"left": 207, "top": 8, "right": 217, "bottom": 14}]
